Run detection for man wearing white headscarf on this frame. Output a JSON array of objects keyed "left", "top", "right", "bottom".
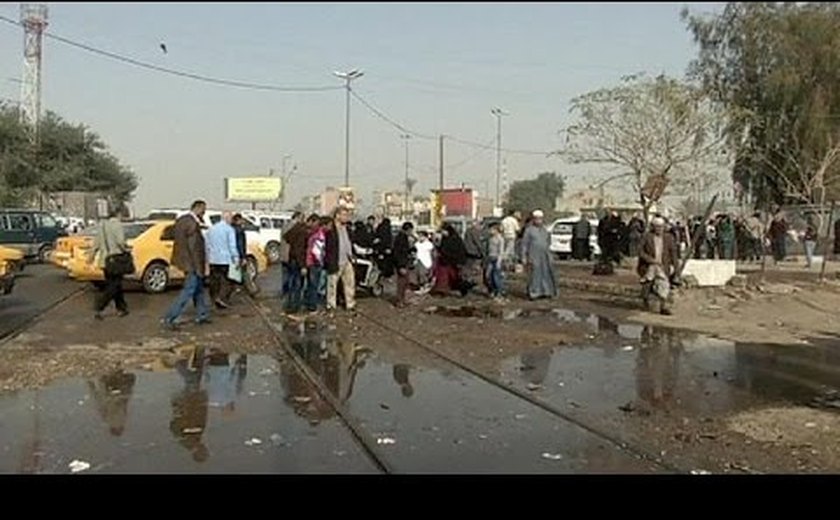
[
  {"left": 521, "top": 209, "right": 557, "bottom": 300},
  {"left": 637, "top": 216, "right": 679, "bottom": 315}
]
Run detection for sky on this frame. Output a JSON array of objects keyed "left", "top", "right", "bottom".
[{"left": 0, "top": 1, "right": 725, "bottom": 214}]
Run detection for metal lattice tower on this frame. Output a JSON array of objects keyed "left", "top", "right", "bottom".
[{"left": 19, "top": 3, "right": 48, "bottom": 144}]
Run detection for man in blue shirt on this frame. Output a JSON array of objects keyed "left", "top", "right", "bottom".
[{"left": 206, "top": 211, "right": 240, "bottom": 309}]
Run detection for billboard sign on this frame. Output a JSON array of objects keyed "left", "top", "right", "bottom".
[{"left": 224, "top": 177, "right": 283, "bottom": 202}]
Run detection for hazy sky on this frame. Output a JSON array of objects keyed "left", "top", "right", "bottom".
[{"left": 0, "top": 2, "right": 724, "bottom": 213}]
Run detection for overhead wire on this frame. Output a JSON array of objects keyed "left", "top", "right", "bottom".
[{"left": 0, "top": 15, "right": 342, "bottom": 93}]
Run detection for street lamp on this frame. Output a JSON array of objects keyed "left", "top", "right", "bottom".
[
  {"left": 491, "top": 107, "right": 508, "bottom": 208},
  {"left": 333, "top": 69, "right": 364, "bottom": 187},
  {"left": 400, "top": 133, "right": 411, "bottom": 219}
]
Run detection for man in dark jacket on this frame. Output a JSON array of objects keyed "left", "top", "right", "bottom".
[
  {"left": 324, "top": 206, "right": 356, "bottom": 312},
  {"left": 282, "top": 214, "right": 316, "bottom": 315},
  {"left": 572, "top": 215, "right": 592, "bottom": 261},
  {"left": 463, "top": 220, "right": 485, "bottom": 290},
  {"left": 637, "top": 217, "right": 679, "bottom": 315},
  {"left": 393, "top": 222, "right": 414, "bottom": 308},
  {"left": 164, "top": 200, "right": 210, "bottom": 329}
]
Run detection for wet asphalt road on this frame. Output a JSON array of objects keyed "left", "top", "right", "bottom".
[
  {"left": 1, "top": 266, "right": 839, "bottom": 473},
  {"left": 0, "top": 264, "right": 83, "bottom": 341}
]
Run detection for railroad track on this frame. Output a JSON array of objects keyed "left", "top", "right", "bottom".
[{"left": 247, "top": 297, "right": 683, "bottom": 474}]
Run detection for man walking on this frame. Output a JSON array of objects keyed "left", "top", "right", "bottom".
[
  {"left": 89, "top": 207, "right": 130, "bottom": 320},
  {"left": 486, "top": 222, "right": 505, "bottom": 301},
  {"left": 325, "top": 206, "right": 356, "bottom": 313},
  {"left": 522, "top": 210, "right": 557, "bottom": 300},
  {"left": 280, "top": 211, "right": 304, "bottom": 296},
  {"left": 501, "top": 210, "right": 521, "bottom": 271},
  {"left": 637, "top": 217, "right": 679, "bottom": 316},
  {"left": 164, "top": 200, "right": 210, "bottom": 329},
  {"left": 282, "top": 213, "right": 315, "bottom": 315},
  {"left": 393, "top": 221, "right": 415, "bottom": 308},
  {"left": 463, "top": 219, "right": 485, "bottom": 291},
  {"left": 206, "top": 211, "right": 240, "bottom": 309}
]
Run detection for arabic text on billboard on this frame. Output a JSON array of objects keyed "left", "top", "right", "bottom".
[{"left": 225, "top": 177, "right": 283, "bottom": 202}]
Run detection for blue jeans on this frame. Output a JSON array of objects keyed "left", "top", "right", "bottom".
[
  {"left": 280, "top": 263, "right": 291, "bottom": 296},
  {"left": 284, "top": 264, "right": 304, "bottom": 313},
  {"left": 305, "top": 266, "right": 324, "bottom": 311},
  {"left": 486, "top": 257, "right": 504, "bottom": 297},
  {"left": 164, "top": 271, "right": 209, "bottom": 324}
]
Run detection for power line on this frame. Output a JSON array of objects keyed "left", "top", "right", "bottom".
[
  {"left": 349, "top": 88, "right": 437, "bottom": 140},
  {"left": 0, "top": 14, "right": 342, "bottom": 93}
]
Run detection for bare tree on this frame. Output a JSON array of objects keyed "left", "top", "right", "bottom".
[{"left": 559, "top": 74, "right": 730, "bottom": 220}]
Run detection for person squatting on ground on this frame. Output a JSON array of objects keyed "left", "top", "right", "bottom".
[
  {"left": 325, "top": 207, "right": 356, "bottom": 312},
  {"left": 164, "top": 200, "right": 210, "bottom": 329},
  {"left": 637, "top": 217, "right": 679, "bottom": 316},
  {"left": 206, "top": 211, "right": 240, "bottom": 310},
  {"left": 89, "top": 207, "right": 130, "bottom": 320}
]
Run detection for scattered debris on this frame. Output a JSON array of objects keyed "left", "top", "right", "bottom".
[
  {"left": 478, "top": 434, "right": 489, "bottom": 440},
  {"left": 292, "top": 396, "right": 312, "bottom": 404},
  {"left": 690, "top": 469, "right": 712, "bottom": 475},
  {"left": 621, "top": 345, "right": 634, "bottom": 352},
  {"left": 618, "top": 402, "right": 635, "bottom": 413},
  {"left": 259, "top": 368, "right": 274, "bottom": 376},
  {"left": 805, "top": 422, "right": 817, "bottom": 428},
  {"left": 181, "top": 427, "right": 203, "bottom": 434},
  {"left": 269, "top": 434, "right": 285, "bottom": 446},
  {"left": 526, "top": 383, "right": 542, "bottom": 391},
  {"left": 541, "top": 452, "right": 564, "bottom": 461},
  {"left": 379, "top": 403, "right": 390, "bottom": 410},
  {"left": 244, "top": 437, "right": 263, "bottom": 446},
  {"left": 69, "top": 460, "right": 91, "bottom": 473},
  {"left": 377, "top": 437, "right": 396, "bottom": 445},
  {"left": 514, "top": 414, "right": 527, "bottom": 420},
  {"left": 567, "top": 400, "right": 582, "bottom": 408}
]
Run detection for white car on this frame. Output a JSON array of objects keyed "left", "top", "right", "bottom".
[
  {"left": 240, "top": 212, "right": 293, "bottom": 263},
  {"left": 146, "top": 208, "right": 268, "bottom": 261},
  {"left": 549, "top": 216, "right": 601, "bottom": 259}
]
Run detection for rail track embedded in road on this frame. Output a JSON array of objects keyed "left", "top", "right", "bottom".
[{"left": 354, "top": 308, "right": 684, "bottom": 474}]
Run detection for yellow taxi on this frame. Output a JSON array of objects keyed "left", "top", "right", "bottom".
[
  {"left": 0, "top": 245, "right": 24, "bottom": 295},
  {"left": 51, "top": 228, "right": 97, "bottom": 269},
  {"left": 64, "top": 220, "right": 268, "bottom": 293}
]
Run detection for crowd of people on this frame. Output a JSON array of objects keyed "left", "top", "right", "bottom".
[{"left": 88, "top": 197, "right": 840, "bottom": 326}]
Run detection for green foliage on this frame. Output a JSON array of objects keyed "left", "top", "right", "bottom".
[
  {"left": 0, "top": 103, "right": 137, "bottom": 208},
  {"left": 505, "top": 171, "right": 564, "bottom": 220},
  {"left": 684, "top": 2, "right": 840, "bottom": 208}
]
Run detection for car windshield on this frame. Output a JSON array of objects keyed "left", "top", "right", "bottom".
[
  {"left": 40, "top": 214, "right": 58, "bottom": 227},
  {"left": 123, "top": 223, "right": 154, "bottom": 240},
  {"left": 552, "top": 223, "right": 573, "bottom": 234}
]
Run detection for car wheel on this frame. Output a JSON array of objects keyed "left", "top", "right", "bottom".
[
  {"left": 142, "top": 263, "right": 169, "bottom": 294},
  {"left": 38, "top": 244, "right": 53, "bottom": 264},
  {"left": 371, "top": 281, "right": 384, "bottom": 297},
  {"left": 265, "top": 242, "right": 282, "bottom": 264}
]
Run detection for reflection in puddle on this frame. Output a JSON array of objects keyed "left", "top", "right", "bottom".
[{"left": 503, "top": 323, "right": 840, "bottom": 417}]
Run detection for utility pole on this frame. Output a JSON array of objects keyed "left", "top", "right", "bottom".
[
  {"left": 491, "top": 107, "right": 507, "bottom": 209},
  {"left": 436, "top": 135, "right": 445, "bottom": 225},
  {"left": 333, "top": 69, "right": 364, "bottom": 188},
  {"left": 400, "top": 134, "right": 411, "bottom": 219}
]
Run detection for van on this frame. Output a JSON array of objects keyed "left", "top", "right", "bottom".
[{"left": 0, "top": 209, "right": 68, "bottom": 262}]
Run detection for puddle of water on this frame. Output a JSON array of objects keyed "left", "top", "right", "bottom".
[
  {"left": 275, "top": 322, "right": 657, "bottom": 473},
  {"left": 499, "top": 320, "right": 840, "bottom": 419},
  {"left": 0, "top": 346, "right": 377, "bottom": 474}
]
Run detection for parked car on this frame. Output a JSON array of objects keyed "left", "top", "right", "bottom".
[
  {"left": 549, "top": 216, "right": 600, "bottom": 260},
  {"left": 239, "top": 212, "right": 290, "bottom": 264},
  {"left": 0, "top": 245, "right": 24, "bottom": 295},
  {"left": 64, "top": 220, "right": 268, "bottom": 294},
  {"left": 0, "top": 209, "right": 68, "bottom": 263},
  {"left": 51, "top": 225, "right": 99, "bottom": 269},
  {"left": 147, "top": 209, "right": 283, "bottom": 264}
]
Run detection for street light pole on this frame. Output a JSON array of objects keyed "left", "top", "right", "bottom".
[
  {"left": 333, "top": 69, "right": 364, "bottom": 187},
  {"left": 491, "top": 107, "right": 507, "bottom": 209},
  {"left": 400, "top": 133, "right": 411, "bottom": 219}
]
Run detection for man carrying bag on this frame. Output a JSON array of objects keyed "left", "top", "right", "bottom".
[{"left": 89, "top": 208, "right": 133, "bottom": 321}]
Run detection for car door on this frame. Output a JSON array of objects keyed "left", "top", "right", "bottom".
[
  {"left": 2, "top": 212, "right": 37, "bottom": 255},
  {"left": 159, "top": 223, "right": 184, "bottom": 278}
]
